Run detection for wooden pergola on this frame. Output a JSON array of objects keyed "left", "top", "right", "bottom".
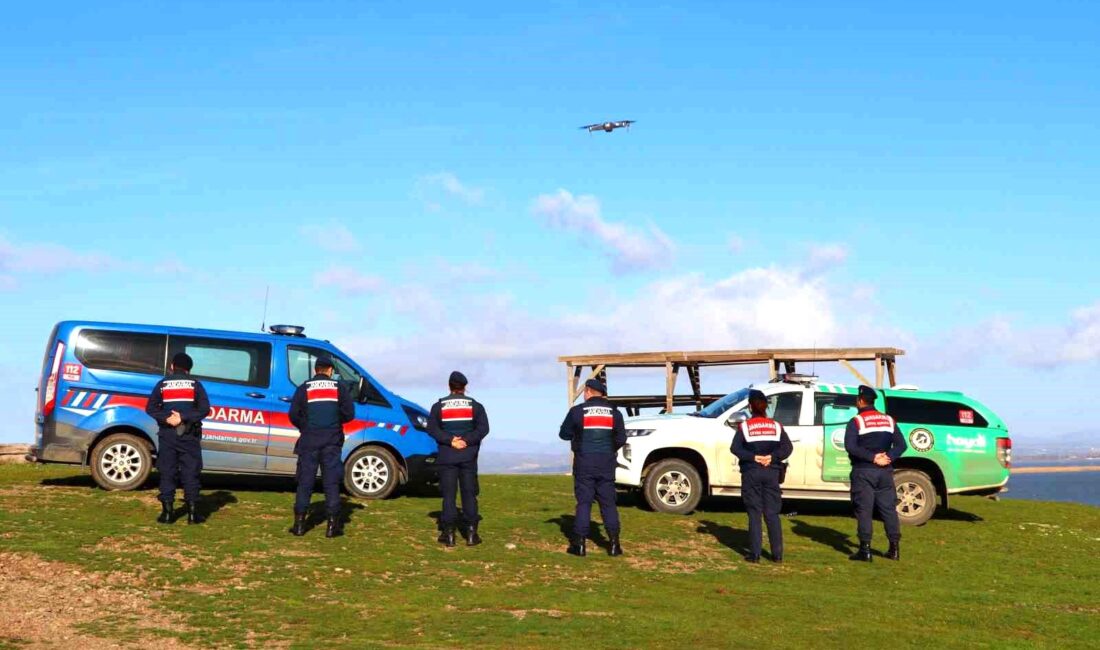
[{"left": 559, "top": 347, "right": 905, "bottom": 415}]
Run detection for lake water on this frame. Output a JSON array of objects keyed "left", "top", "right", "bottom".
[{"left": 1004, "top": 460, "right": 1100, "bottom": 507}]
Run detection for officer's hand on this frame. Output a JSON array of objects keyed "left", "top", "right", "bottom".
[
  {"left": 451, "top": 438, "right": 467, "bottom": 450},
  {"left": 755, "top": 455, "right": 771, "bottom": 467},
  {"left": 874, "top": 453, "right": 890, "bottom": 466},
  {"left": 166, "top": 411, "right": 182, "bottom": 426}
]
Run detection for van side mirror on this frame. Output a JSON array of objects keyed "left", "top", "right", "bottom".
[
  {"left": 726, "top": 410, "right": 749, "bottom": 428},
  {"left": 823, "top": 404, "right": 856, "bottom": 426}
]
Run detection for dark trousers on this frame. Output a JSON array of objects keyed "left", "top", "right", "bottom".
[
  {"left": 295, "top": 443, "right": 343, "bottom": 517},
  {"left": 850, "top": 467, "right": 901, "bottom": 543},
  {"left": 438, "top": 459, "right": 480, "bottom": 527},
  {"left": 573, "top": 453, "right": 619, "bottom": 538},
  {"left": 742, "top": 465, "right": 783, "bottom": 559},
  {"left": 158, "top": 432, "right": 202, "bottom": 503}
]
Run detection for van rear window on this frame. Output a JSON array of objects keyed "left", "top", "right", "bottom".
[
  {"left": 75, "top": 330, "right": 167, "bottom": 375},
  {"left": 885, "top": 396, "right": 989, "bottom": 427}
]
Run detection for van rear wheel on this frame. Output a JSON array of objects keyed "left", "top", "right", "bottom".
[
  {"left": 90, "top": 433, "right": 152, "bottom": 491},
  {"left": 344, "top": 447, "right": 400, "bottom": 499},
  {"left": 643, "top": 459, "right": 703, "bottom": 514},
  {"left": 894, "top": 469, "right": 937, "bottom": 526}
]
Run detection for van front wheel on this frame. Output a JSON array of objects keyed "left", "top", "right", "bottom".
[
  {"left": 344, "top": 447, "right": 400, "bottom": 499},
  {"left": 894, "top": 469, "right": 937, "bottom": 526},
  {"left": 91, "top": 433, "right": 152, "bottom": 491}
]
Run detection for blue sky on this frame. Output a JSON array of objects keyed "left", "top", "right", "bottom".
[{"left": 2, "top": 1, "right": 1098, "bottom": 445}]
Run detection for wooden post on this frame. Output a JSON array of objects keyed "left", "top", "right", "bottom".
[
  {"left": 768, "top": 360, "right": 778, "bottom": 381},
  {"left": 687, "top": 364, "right": 702, "bottom": 410},
  {"left": 568, "top": 365, "right": 583, "bottom": 405},
  {"left": 886, "top": 359, "right": 897, "bottom": 387},
  {"left": 665, "top": 362, "right": 678, "bottom": 414},
  {"left": 874, "top": 357, "right": 884, "bottom": 388}
]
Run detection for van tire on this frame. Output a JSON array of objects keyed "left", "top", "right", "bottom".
[
  {"left": 643, "top": 458, "right": 703, "bottom": 514},
  {"left": 894, "top": 469, "right": 937, "bottom": 526},
  {"left": 90, "top": 433, "right": 152, "bottom": 491},
  {"left": 344, "top": 447, "right": 400, "bottom": 499}
]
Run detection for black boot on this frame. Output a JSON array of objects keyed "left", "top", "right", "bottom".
[
  {"left": 185, "top": 501, "right": 205, "bottom": 525},
  {"left": 744, "top": 554, "right": 761, "bottom": 563},
  {"left": 567, "top": 537, "right": 587, "bottom": 557},
  {"left": 607, "top": 533, "right": 623, "bottom": 557},
  {"left": 157, "top": 501, "right": 173, "bottom": 524},
  {"left": 886, "top": 540, "right": 900, "bottom": 561},
  {"left": 438, "top": 526, "right": 456, "bottom": 547},
  {"left": 849, "top": 541, "right": 873, "bottom": 562},
  {"left": 466, "top": 525, "right": 482, "bottom": 547},
  {"left": 325, "top": 516, "right": 342, "bottom": 538},
  {"left": 290, "top": 513, "right": 307, "bottom": 537}
]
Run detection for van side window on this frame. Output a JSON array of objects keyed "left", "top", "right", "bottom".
[
  {"left": 767, "top": 392, "right": 803, "bottom": 426},
  {"left": 287, "top": 347, "right": 391, "bottom": 408},
  {"left": 169, "top": 337, "right": 271, "bottom": 387},
  {"left": 885, "top": 396, "right": 989, "bottom": 427},
  {"left": 814, "top": 392, "right": 858, "bottom": 425},
  {"left": 75, "top": 330, "right": 166, "bottom": 375}
]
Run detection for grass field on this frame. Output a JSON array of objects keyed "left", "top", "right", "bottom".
[{"left": 0, "top": 464, "right": 1097, "bottom": 649}]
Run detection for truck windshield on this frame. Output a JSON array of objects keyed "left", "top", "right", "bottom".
[{"left": 692, "top": 388, "right": 750, "bottom": 418}]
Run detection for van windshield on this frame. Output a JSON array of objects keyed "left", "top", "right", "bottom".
[{"left": 691, "top": 388, "right": 750, "bottom": 418}]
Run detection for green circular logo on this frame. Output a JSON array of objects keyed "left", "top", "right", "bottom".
[{"left": 909, "top": 428, "right": 934, "bottom": 452}]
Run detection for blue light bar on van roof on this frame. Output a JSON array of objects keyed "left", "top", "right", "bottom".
[{"left": 269, "top": 325, "right": 305, "bottom": 337}]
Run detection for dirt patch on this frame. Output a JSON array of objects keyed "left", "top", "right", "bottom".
[
  {"left": 0, "top": 551, "right": 197, "bottom": 649},
  {"left": 91, "top": 537, "right": 209, "bottom": 572}
]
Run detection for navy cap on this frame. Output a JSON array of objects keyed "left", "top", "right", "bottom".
[
  {"left": 584, "top": 378, "right": 607, "bottom": 395},
  {"left": 449, "top": 371, "right": 468, "bottom": 387},
  {"left": 858, "top": 385, "right": 878, "bottom": 403},
  {"left": 171, "top": 353, "right": 193, "bottom": 371},
  {"left": 748, "top": 389, "right": 767, "bottom": 403},
  {"left": 314, "top": 356, "right": 334, "bottom": 370}
]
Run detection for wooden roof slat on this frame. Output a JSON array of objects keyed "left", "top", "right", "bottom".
[{"left": 558, "top": 347, "right": 905, "bottom": 367}]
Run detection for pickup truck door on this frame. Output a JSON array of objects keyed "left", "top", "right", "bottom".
[{"left": 714, "top": 389, "right": 808, "bottom": 487}]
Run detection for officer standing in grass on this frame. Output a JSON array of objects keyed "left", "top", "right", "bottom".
[
  {"left": 845, "top": 384, "right": 907, "bottom": 562},
  {"left": 427, "top": 371, "right": 490, "bottom": 547},
  {"left": 559, "top": 378, "right": 627, "bottom": 557},
  {"left": 146, "top": 353, "right": 210, "bottom": 525},
  {"left": 731, "top": 389, "right": 793, "bottom": 563},
  {"left": 288, "top": 356, "right": 355, "bottom": 538}
]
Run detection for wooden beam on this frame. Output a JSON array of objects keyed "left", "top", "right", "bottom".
[
  {"left": 568, "top": 365, "right": 582, "bottom": 406},
  {"left": 875, "top": 357, "right": 885, "bottom": 388},
  {"left": 558, "top": 347, "right": 906, "bottom": 367},
  {"left": 838, "top": 359, "right": 873, "bottom": 387},
  {"left": 886, "top": 359, "right": 897, "bottom": 387},
  {"left": 687, "top": 364, "right": 702, "bottom": 409},
  {"left": 769, "top": 360, "right": 778, "bottom": 381},
  {"left": 665, "top": 362, "right": 678, "bottom": 414}
]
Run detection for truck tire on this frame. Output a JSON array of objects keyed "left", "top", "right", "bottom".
[
  {"left": 344, "top": 446, "right": 400, "bottom": 499},
  {"left": 90, "top": 433, "right": 153, "bottom": 491},
  {"left": 643, "top": 458, "right": 703, "bottom": 514},
  {"left": 894, "top": 469, "right": 937, "bottom": 526}
]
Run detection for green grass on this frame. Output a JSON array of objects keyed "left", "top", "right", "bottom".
[{"left": 0, "top": 464, "right": 1097, "bottom": 649}]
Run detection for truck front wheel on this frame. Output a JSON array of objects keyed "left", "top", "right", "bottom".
[
  {"left": 643, "top": 458, "right": 703, "bottom": 514},
  {"left": 894, "top": 469, "right": 937, "bottom": 526}
]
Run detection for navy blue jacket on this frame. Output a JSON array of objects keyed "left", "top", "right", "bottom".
[
  {"left": 289, "top": 374, "right": 355, "bottom": 451},
  {"left": 146, "top": 373, "right": 210, "bottom": 436},
  {"left": 427, "top": 393, "right": 490, "bottom": 464},
  {"left": 844, "top": 407, "right": 907, "bottom": 469},
  {"left": 559, "top": 397, "right": 627, "bottom": 454},
  {"left": 730, "top": 415, "right": 794, "bottom": 471}
]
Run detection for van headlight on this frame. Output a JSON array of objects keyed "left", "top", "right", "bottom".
[
  {"left": 626, "top": 429, "right": 655, "bottom": 437},
  {"left": 402, "top": 405, "right": 430, "bottom": 432}
]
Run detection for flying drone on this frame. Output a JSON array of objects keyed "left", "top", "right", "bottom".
[{"left": 579, "top": 120, "right": 635, "bottom": 133}]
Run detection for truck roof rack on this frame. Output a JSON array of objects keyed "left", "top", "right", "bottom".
[{"left": 558, "top": 347, "right": 905, "bottom": 415}]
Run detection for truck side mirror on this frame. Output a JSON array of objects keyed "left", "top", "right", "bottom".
[
  {"left": 823, "top": 404, "right": 856, "bottom": 426},
  {"left": 726, "top": 410, "right": 749, "bottom": 428}
]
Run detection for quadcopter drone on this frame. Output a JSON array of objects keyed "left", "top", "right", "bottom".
[{"left": 579, "top": 120, "right": 635, "bottom": 133}]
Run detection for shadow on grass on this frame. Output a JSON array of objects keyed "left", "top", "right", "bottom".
[
  {"left": 545, "top": 514, "right": 610, "bottom": 551},
  {"left": 40, "top": 474, "right": 98, "bottom": 488},
  {"left": 696, "top": 520, "right": 750, "bottom": 555},
  {"left": 298, "top": 499, "right": 365, "bottom": 534},
  {"left": 194, "top": 490, "right": 237, "bottom": 522},
  {"left": 788, "top": 518, "right": 856, "bottom": 556}
]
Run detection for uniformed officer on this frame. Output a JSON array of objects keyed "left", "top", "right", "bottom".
[
  {"left": 730, "top": 389, "right": 793, "bottom": 563},
  {"left": 559, "top": 378, "right": 627, "bottom": 557},
  {"left": 146, "top": 353, "right": 210, "bottom": 525},
  {"left": 288, "top": 356, "right": 355, "bottom": 538},
  {"left": 845, "top": 385, "right": 908, "bottom": 562},
  {"left": 427, "top": 371, "right": 490, "bottom": 547}
]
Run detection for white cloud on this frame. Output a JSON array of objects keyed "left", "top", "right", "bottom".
[
  {"left": 299, "top": 222, "right": 361, "bottom": 253},
  {"left": 313, "top": 265, "right": 383, "bottom": 295},
  {"left": 531, "top": 189, "right": 675, "bottom": 274},
  {"left": 804, "top": 243, "right": 849, "bottom": 275},
  {"left": 0, "top": 235, "right": 121, "bottom": 285},
  {"left": 418, "top": 172, "right": 485, "bottom": 206},
  {"left": 1014, "top": 301, "right": 1100, "bottom": 367}
]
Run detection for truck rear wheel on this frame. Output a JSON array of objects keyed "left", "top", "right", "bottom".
[
  {"left": 344, "top": 446, "right": 400, "bottom": 499},
  {"left": 894, "top": 469, "right": 937, "bottom": 526},
  {"left": 90, "top": 433, "right": 152, "bottom": 491},
  {"left": 643, "top": 458, "right": 703, "bottom": 514}
]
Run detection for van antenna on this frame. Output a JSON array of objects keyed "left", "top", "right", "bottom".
[{"left": 260, "top": 286, "right": 270, "bottom": 332}]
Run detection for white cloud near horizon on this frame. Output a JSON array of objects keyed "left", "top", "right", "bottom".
[
  {"left": 418, "top": 172, "right": 485, "bottom": 208},
  {"left": 299, "top": 222, "right": 362, "bottom": 253},
  {"left": 531, "top": 189, "right": 675, "bottom": 274},
  {"left": 313, "top": 265, "right": 384, "bottom": 295}
]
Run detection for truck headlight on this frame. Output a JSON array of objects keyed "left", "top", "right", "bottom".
[
  {"left": 622, "top": 443, "right": 632, "bottom": 463},
  {"left": 626, "top": 429, "right": 654, "bottom": 437}
]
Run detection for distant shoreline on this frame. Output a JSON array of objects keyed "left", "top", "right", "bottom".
[{"left": 1013, "top": 465, "right": 1100, "bottom": 474}]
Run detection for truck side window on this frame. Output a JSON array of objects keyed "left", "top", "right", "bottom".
[
  {"left": 768, "top": 392, "right": 803, "bottom": 427},
  {"left": 170, "top": 336, "right": 272, "bottom": 388},
  {"left": 885, "top": 396, "right": 989, "bottom": 427},
  {"left": 814, "top": 393, "right": 858, "bottom": 425}
]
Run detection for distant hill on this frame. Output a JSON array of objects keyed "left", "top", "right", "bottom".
[{"left": 479, "top": 437, "right": 572, "bottom": 474}]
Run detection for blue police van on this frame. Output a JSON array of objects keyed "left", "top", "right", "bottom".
[{"left": 31, "top": 321, "right": 437, "bottom": 498}]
